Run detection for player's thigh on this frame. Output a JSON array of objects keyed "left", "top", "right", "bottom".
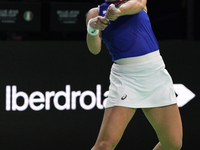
[
  {"left": 96, "top": 106, "right": 137, "bottom": 144},
  {"left": 142, "top": 104, "right": 183, "bottom": 147}
]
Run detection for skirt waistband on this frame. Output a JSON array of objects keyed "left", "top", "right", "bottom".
[{"left": 114, "top": 50, "right": 160, "bottom": 65}]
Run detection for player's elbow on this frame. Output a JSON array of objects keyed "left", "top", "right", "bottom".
[
  {"left": 87, "top": 42, "right": 101, "bottom": 55},
  {"left": 89, "top": 48, "right": 101, "bottom": 55},
  {"left": 86, "top": 36, "right": 101, "bottom": 55}
]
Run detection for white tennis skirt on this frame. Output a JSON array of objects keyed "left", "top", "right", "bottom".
[{"left": 105, "top": 51, "right": 177, "bottom": 108}]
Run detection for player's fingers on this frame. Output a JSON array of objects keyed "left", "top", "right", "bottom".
[
  {"left": 100, "top": 17, "right": 110, "bottom": 25},
  {"left": 96, "top": 22, "right": 108, "bottom": 31},
  {"left": 95, "top": 17, "right": 109, "bottom": 30},
  {"left": 105, "top": 10, "right": 113, "bottom": 19},
  {"left": 108, "top": 4, "right": 115, "bottom": 11},
  {"left": 106, "top": 15, "right": 118, "bottom": 21},
  {"left": 105, "top": 8, "right": 113, "bottom": 20},
  {"left": 105, "top": 11, "right": 120, "bottom": 21}
]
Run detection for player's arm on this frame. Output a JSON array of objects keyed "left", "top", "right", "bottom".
[
  {"left": 119, "top": 0, "right": 147, "bottom": 15},
  {"left": 106, "top": 0, "right": 147, "bottom": 21},
  {"left": 86, "top": 8, "right": 109, "bottom": 55},
  {"left": 143, "top": 6, "right": 147, "bottom": 13}
]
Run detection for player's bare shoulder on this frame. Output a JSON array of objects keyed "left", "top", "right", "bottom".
[{"left": 87, "top": 7, "right": 99, "bottom": 20}]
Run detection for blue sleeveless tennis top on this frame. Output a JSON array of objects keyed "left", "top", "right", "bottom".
[{"left": 99, "top": 0, "right": 159, "bottom": 61}]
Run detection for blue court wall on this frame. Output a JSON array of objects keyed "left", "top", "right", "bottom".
[{"left": 0, "top": 40, "right": 199, "bottom": 150}]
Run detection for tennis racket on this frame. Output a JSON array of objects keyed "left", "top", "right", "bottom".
[{"left": 105, "top": 0, "right": 129, "bottom": 21}]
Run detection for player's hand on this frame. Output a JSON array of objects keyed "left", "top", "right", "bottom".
[
  {"left": 105, "top": 4, "right": 121, "bottom": 21},
  {"left": 89, "top": 16, "right": 110, "bottom": 31}
]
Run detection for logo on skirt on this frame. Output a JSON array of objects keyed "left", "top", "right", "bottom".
[{"left": 121, "top": 94, "right": 127, "bottom": 100}]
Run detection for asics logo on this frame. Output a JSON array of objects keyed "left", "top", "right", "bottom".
[{"left": 121, "top": 94, "right": 127, "bottom": 100}]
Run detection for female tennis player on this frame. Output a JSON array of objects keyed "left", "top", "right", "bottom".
[{"left": 86, "top": 0, "right": 183, "bottom": 149}]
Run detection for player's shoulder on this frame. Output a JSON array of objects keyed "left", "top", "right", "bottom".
[{"left": 87, "top": 7, "right": 99, "bottom": 18}]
